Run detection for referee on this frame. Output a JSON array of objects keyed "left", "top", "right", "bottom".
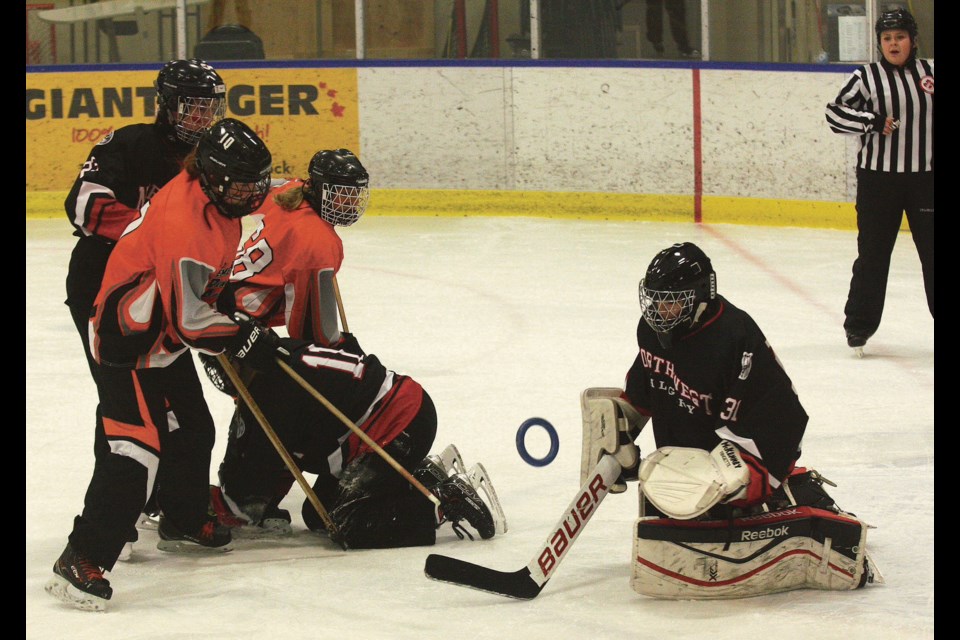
[{"left": 824, "top": 8, "right": 933, "bottom": 356}]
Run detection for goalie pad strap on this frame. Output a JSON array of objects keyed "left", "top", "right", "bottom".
[
  {"left": 710, "top": 440, "right": 751, "bottom": 502},
  {"left": 631, "top": 506, "right": 870, "bottom": 599}
]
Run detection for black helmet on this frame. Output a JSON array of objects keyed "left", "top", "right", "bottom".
[
  {"left": 302, "top": 149, "right": 370, "bottom": 226},
  {"left": 196, "top": 118, "right": 272, "bottom": 219},
  {"left": 639, "top": 242, "right": 717, "bottom": 348},
  {"left": 875, "top": 8, "right": 918, "bottom": 50},
  {"left": 155, "top": 58, "right": 226, "bottom": 146}
]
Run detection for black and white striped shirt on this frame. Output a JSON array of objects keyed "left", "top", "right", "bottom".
[{"left": 825, "top": 56, "right": 934, "bottom": 173}]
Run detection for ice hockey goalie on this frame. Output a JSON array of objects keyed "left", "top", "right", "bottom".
[{"left": 631, "top": 505, "right": 877, "bottom": 599}]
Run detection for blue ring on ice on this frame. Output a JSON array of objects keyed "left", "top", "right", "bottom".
[{"left": 516, "top": 418, "right": 559, "bottom": 467}]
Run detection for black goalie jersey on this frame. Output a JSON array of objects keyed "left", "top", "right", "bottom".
[{"left": 623, "top": 295, "right": 807, "bottom": 484}]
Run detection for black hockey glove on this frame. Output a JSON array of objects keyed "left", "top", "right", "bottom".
[
  {"left": 228, "top": 313, "right": 288, "bottom": 372},
  {"left": 333, "top": 332, "right": 364, "bottom": 356}
]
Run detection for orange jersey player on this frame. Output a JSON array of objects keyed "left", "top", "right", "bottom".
[
  {"left": 228, "top": 149, "right": 369, "bottom": 345},
  {"left": 46, "top": 119, "right": 284, "bottom": 613}
]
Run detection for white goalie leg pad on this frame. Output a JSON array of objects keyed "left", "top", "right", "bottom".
[
  {"left": 638, "top": 441, "right": 751, "bottom": 520},
  {"left": 580, "top": 388, "right": 646, "bottom": 491},
  {"left": 631, "top": 506, "right": 873, "bottom": 599}
]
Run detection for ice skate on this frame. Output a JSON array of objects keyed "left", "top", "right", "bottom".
[
  {"left": 44, "top": 543, "right": 112, "bottom": 612},
  {"left": 209, "top": 485, "right": 292, "bottom": 539},
  {"left": 861, "top": 553, "right": 886, "bottom": 587},
  {"left": 846, "top": 331, "right": 869, "bottom": 358},
  {"left": 466, "top": 463, "right": 507, "bottom": 535},
  {"left": 414, "top": 444, "right": 466, "bottom": 489},
  {"left": 116, "top": 541, "right": 134, "bottom": 562},
  {"left": 434, "top": 463, "right": 507, "bottom": 540},
  {"left": 157, "top": 514, "right": 234, "bottom": 553}
]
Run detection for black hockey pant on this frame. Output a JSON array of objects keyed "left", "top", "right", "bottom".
[
  {"left": 845, "top": 169, "right": 934, "bottom": 336},
  {"left": 321, "top": 391, "right": 439, "bottom": 549},
  {"left": 68, "top": 352, "right": 216, "bottom": 570},
  {"left": 65, "top": 234, "right": 161, "bottom": 518}
]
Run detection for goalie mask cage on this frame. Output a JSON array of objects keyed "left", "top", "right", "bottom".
[{"left": 27, "top": 4, "right": 58, "bottom": 65}]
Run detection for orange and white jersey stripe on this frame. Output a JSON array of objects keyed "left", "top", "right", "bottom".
[{"left": 91, "top": 170, "right": 242, "bottom": 369}]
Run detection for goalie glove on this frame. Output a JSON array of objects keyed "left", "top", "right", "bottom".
[
  {"left": 579, "top": 388, "right": 648, "bottom": 493},
  {"left": 637, "top": 440, "right": 752, "bottom": 520}
]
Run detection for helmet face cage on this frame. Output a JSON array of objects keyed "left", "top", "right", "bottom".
[
  {"left": 303, "top": 149, "right": 370, "bottom": 227},
  {"left": 197, "top": 118, "right": 272, "bottom": 219},
  {"left": 639, "top": 281, "right": 698, "bottom": 334},
  {"left": 203, "top": 170, "right": 271, "bottom": 219},
  {"left": 173, "top": 95, "right": 226, "bottom": 145},
  {"left": 155, "top": 59, "right": 227, "bottom": 145},
  {"left": 318, "top": 182, "right": 370, "bottom": 226},
  {"left": 638, "top": 243, "right": 716, "bottom": 337}
]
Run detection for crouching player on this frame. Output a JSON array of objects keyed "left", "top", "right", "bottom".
[
  {"left": 580, "top": 242, "right": 882, "bottom": 599},
  {"left": 200, "top": 332, "right": 507, "bottom": 549}
]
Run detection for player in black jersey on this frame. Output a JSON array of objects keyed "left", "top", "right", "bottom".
[
  {"left": 63, "top": 59, "right": 226, "bottom": 546},
  {"left": 201, "top": 334, "right": 507, "bottom": 549},
  {"left": 625, "top": 241, "right": 807, "bottom": 508},
  {"left": 65, "top": 58, "right": 226, "bottom": 371},
  {"left": 579, "top": 242, "right": 881, "bottom": 597}
]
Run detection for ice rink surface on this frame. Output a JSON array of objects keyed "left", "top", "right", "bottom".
[{"left": 26, "top": 215, "right": 934, "bottom": 639}]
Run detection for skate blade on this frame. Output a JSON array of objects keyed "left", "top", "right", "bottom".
[
  {"left": 864, "top": 552, "right": 886, "bottom": 585},
  {"left": 467, "top": 463, "right": 508, "bottom": 535},
  {"left": 156, "top": 539, "right": 235, "bottom": 553},
  {"left": 137, "top": 512, "right": 161, "bottom": 531},
  {"left": 117, "top": 541, "right": 133, "bottom": 562},
  {"left": 437, "top": 444, "right": 467, "bottom": 476},
  {"left": 44, "top": 575, "right": 108, "bottom": 612},
  {"left": 230, "top": 519, "right": 293, "bottom": 540}
]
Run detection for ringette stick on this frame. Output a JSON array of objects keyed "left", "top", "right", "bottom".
[
  {"left": 332, "top": 274, "right": 349, "bottom": 333},
  {"left": 215, "top": 354, "right": 341, "bottom": 539},
  {"left": 424, "top": 454, "right": 622, "bottom": 599},
  {"left": 276, "top": 358, "right": 441, "bottom": 507}
]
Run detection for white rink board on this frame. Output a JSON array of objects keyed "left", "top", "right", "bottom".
[{"left": 358, "top": 65, "right": 855, "bottom": 201}]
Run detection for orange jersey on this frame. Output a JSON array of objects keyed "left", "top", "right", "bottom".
[
  {"left": 91, "top": 170, "right": 243, "bottom": 368},
  {"left": 230, "top": 179, "right": 344, "bottom": 342}
]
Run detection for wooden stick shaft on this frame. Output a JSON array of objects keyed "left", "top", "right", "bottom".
[
  {"left": 332, "top": 274, "right": 349, "bottom": 334},
  {"left": 215, "top": 354, "right": 340, "bottom": 536},
  {"left": 276, "top": 358, "right": 441, "bottom": 507}
]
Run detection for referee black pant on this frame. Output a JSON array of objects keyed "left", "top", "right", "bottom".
[{"left": 845, "top": 169, "right": 934, "bottom": 337}]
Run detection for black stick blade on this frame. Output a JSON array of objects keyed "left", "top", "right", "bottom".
[{"left": 424, "top": 554, "right": 544, "bottom": 600}]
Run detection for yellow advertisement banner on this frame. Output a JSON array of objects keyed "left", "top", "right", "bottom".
[{"left": 25, "top": 67, "right": 360, "bottom": 192}]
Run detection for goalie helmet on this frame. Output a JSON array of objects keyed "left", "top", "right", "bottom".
[
  {"left": 196, "top": 118, "right": 272, "bottom": 219},
  {"left": 155, "top": 58, "right": 226, "bottom": 147},
  {"left": 875, "top": 8, "right": 918, "bottom": 51},
  {"left": 639, "top": 242, "right": 716, "bottom": 349},
  {"left": 302, "top": 149, "right": 370, "bottom": 227}
]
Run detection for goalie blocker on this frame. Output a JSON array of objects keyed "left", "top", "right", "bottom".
[
  {"left": 580, "top": 388, "right": 648, "bottom": 492},
  {"left": 632, "top": 506, "right": 880, "bottom": 599}
]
